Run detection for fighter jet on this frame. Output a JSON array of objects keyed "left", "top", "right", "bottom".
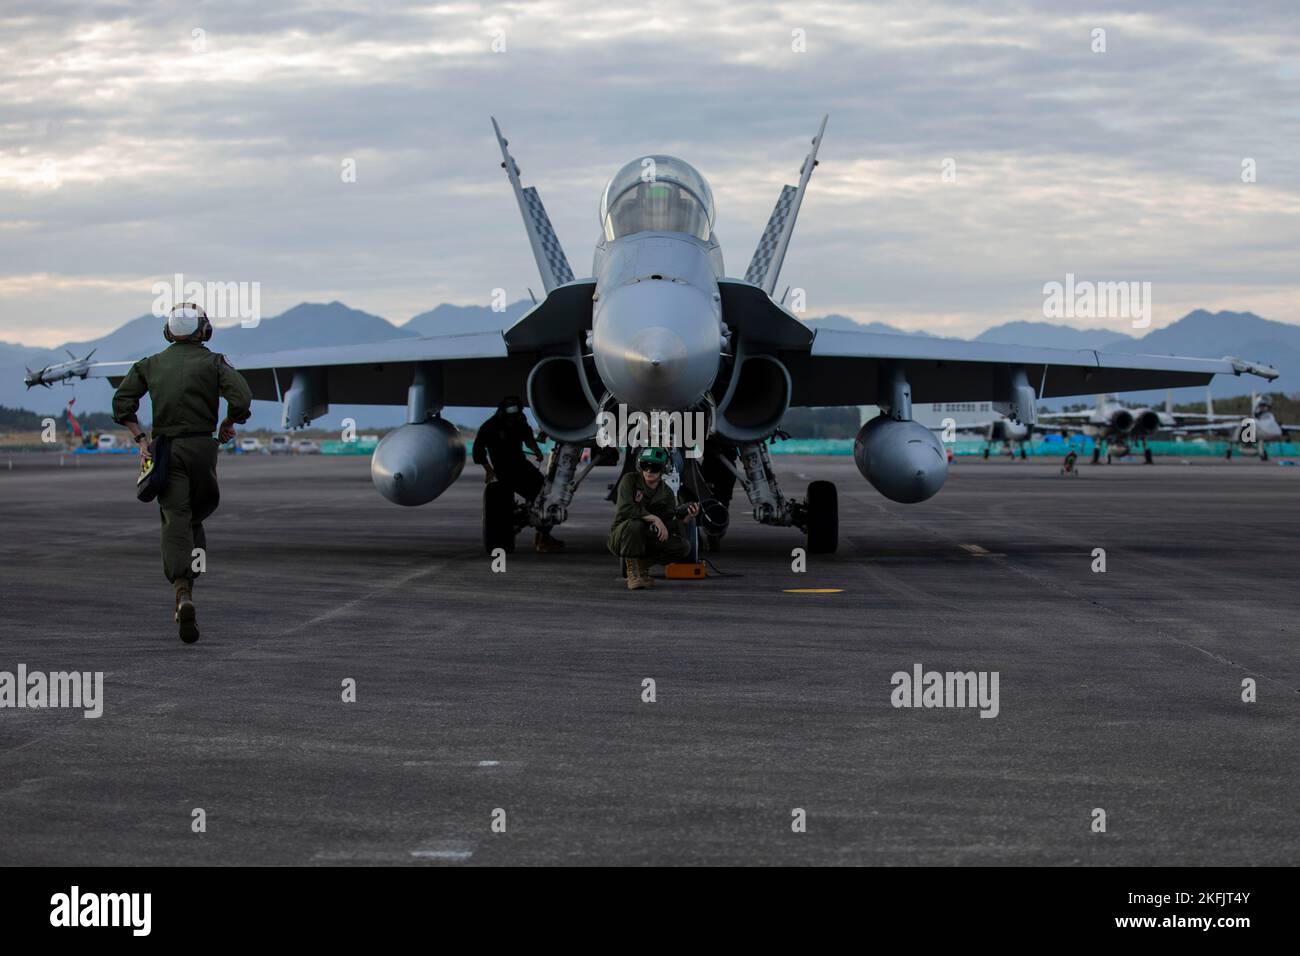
[
  {"left": 936, "top": 415, "right": 1042, "bottom": 459},
  {"left": 71, "top": 117, "right": 1278, "bottom": 553},
  {"left": 1177, "top": 393, "right": 1298, "bottom": 460},
  {"left": 24, "top": 350, "right": 97, "bottom": 389},
  {"left": 1039, "top": 392, "right": 1240, "bottom": 464}
]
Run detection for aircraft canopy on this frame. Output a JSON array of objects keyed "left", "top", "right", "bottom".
[{"left": 600, "top": 155, "right": 715, "bottom": 242}]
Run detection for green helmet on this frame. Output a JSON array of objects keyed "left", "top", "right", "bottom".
[{"left": 638, "top": 447, "right": 670, "bottom": 468}]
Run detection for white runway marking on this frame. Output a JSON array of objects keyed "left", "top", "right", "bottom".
[{"left": 410, "top": 849, "right": 473, "bottom": 861}]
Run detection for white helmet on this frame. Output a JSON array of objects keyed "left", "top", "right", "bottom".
[{"left": 165, "top": 302, "right": 211, "bottom": 342}]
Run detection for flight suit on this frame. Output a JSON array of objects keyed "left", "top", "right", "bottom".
[
  {"left": 112, "top": 341, "right": 252, "bottom": 584},
  {"left": 471, "top": 410, "right": 544, "bottom": 503},
  {"left": 606, "top": 471, "right": 691, "bottom": 564}
]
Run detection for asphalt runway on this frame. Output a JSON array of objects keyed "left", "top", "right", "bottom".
[{"left": 1, "top": 450, "right": 1296, "bottom": 865}]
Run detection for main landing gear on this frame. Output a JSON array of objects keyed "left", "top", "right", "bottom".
[{"left": 721, "top": 441, "right": 839, "bottom": 554}]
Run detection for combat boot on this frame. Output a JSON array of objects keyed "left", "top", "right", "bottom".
[
  {"left": 634, "top": 559, "right": 654, "bottom": 588},
  {"left": 534, "top": 530, "right": 565, "bottom": 553},
  {"left": 174, "top": 579, "right": 200, "bottom": 644},
  {"left": 625, "top": 559, "right": 648, "bottom": 590}
]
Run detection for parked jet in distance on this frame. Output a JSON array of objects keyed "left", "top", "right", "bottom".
[
  {"left": 1178, "top": 394, "right": 1298, "bottom": 460},
  {"left": 1039, "top": 393, "right": 1239, "bottom": 464},
  {"left": 934, "top": 412, "right": 1041, "bottom": 459},
  {"left": 68, "top": 116, "right": 1278, "bottom": 554}
]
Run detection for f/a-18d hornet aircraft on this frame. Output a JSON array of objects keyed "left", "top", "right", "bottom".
[
  {"left": 69, "top": 116, "right": 1277, "bottom": 554},
  {"left": 1039, "top": 392, "right": 1241, "bottom": 464},
  {"left": 1177, "top": 393, "right": 1298, "bottom": 460}
]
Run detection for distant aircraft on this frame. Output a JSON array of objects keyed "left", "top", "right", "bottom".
[
  {"left": 65, "top": 116, "right": 1277, "bottom": 553},
  {"left": 935, "top": 413, "right": 1041, "bottom": 459},
  {"left": 24, "top": 349, "right": 97, "bottom": 389},
  {"left": 1038, "top": 392, "right": 1239, "bottom": 464},
  {"left": 1178, "top": 394, "right": 1298, "bottom": 460}
]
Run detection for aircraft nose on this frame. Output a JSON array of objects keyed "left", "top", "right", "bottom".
[{"left": 593, "top": 280, "right": 720, "bottom": 410}]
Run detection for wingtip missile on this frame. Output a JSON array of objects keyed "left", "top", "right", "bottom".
[{"left": 1226, "top": 357, "right": 1279, "bottom": 381}]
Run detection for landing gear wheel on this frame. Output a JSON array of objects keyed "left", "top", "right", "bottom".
[
  {"left": 1020, "top": 447, "right": 1028, "bottom": 460},
  {"left": 805, "top": 480, "right": 838, "bottom": 554},
  {"left": 1144, "top": 447, "right": 1153, "bottom": 465},
  {"left": 1091, "top": 447, "right": 1101, "bottom": 464},
  {"left": 983, "top": 447, "right": 990, "bottom": 460},
  {"left": 1225, "top": 446, "right": 1233, "bottom": 460},
  {"left": 482, "top": 482, "right": 517, "bottom": 555}
]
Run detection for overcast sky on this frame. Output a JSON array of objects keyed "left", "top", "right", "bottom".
[{"left": 2, "top": 0, "right": 1298, "bottom": 347}]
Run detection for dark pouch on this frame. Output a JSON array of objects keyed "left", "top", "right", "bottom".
[{"left": 136, "top": 434, "right": 171, "bottom": 502}]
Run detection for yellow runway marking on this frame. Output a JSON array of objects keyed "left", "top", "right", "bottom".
[{"left": 783, "top": 588, "right": 844, "bottom": 593}]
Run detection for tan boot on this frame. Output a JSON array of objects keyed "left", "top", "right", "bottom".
[
  {"left": 625, "top": 559, "right": 647, "bottom": 590},
  {"left": 635, "top": 559, "right": 654, "bottom": 588},
  {"left": 174, "top": 580, "right": 199, "bottom": 644}
]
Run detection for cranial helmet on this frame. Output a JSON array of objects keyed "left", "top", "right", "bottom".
[
  {"left": 499, "top": 396, "right": 524, "bottom": 415},
  {"left": 638, "top": 447, "right": 670, "bottom": 468},
  {"left": 164, "top": 302, "right": 212, "bottom": 343}
]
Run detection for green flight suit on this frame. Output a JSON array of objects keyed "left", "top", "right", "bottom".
[
  {"left": 607, "top": 471, "right": 691, "bottom": 564},
  {"left": 112, "top": 341, "right": 253, "bottom": 583}
]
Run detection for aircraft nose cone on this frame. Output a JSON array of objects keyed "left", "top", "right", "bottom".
[
  {"left": 625, "top": 326, "right": 689, "bottom": 388},
  {"left": 593, "top": 280, "right": 720, "bottom": 410}
]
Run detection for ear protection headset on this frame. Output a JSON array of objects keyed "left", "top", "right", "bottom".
[{"left": 163, "top": 302, "right": 213, "bottom": 343}]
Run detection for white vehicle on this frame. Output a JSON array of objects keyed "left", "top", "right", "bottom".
[
  {"left": 96, "top": 434, "right": 117, "bottom": 450},
  {"left": 269, "top": 435, "right": 292, "bottom": 454},
  {"left": 238, "top": 437, "right": 266, "bottom": 454},
  {"left": 293, "top": 439, "right": 320, "bottom": 455}
]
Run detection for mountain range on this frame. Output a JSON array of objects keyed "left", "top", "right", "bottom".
[{"left": 3, "top": 304, "right": 1295, "bottom": 430}]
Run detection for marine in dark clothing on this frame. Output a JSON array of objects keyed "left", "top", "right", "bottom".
[
  {"left": 112, "top": 303, "right": 252, "bottom": 643},
  {"left": 699, "top": 435, "right": 739, "bottom": 551},
  {"left": 471, "top": 396, "right": 563, "bottom": 552}
]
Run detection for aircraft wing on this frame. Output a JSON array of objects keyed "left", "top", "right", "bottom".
[
  {"left": 84, "top": 331, "right": 539, "bottom": 426},
  {"left": 1038, "top": 410, "right": 1096, "bottom": 420},
  {"left": 1176, "top": 419, "right": 1298, "bottom": 437},
  {"left": 1174, "top": 422, "right": 1245, "bottom": 436},
  {"left": 784, "top": 330, "right": 1278, "bottom": 407}
]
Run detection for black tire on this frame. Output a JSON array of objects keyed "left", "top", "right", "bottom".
[
  {"left": 983, "top": 447, "right": 990, "bottom": 459},
  {"left": 482, "top": 482, "right": 517, "bottom": 555},
  {"left": 1144, "top": 448, "right": 1153, "bottom": 465},
  {"left": 1020, "top": 447, "right": 1028, "bottom": 460},
  {"left": 1261, "top": 445, "right": 1269, "bottom": 462},
  {"left": 1091, "top": 447, "right": 1101, "bottom": 464},
  {"left": 805, "top": 480, "right": 838, "bottom": 554}
]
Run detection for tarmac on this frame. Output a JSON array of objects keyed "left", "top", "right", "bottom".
[{"left": 0, "top": 450, "right": 1296, "bottom": 865}]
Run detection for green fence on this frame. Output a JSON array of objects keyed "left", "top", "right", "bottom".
[
  {"left": 321, "top": 439, "right": 379, "bottom": 456},
  {"left": 316, "top": 436, "right": 1298, "bottom": 459},
  {"left": 762, "top": 438, "right": 1300, "bottom": 457}
]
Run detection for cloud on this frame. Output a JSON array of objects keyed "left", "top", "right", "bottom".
[{"left": 1, "top": 0, "right": 1297, "bottom": 346}]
